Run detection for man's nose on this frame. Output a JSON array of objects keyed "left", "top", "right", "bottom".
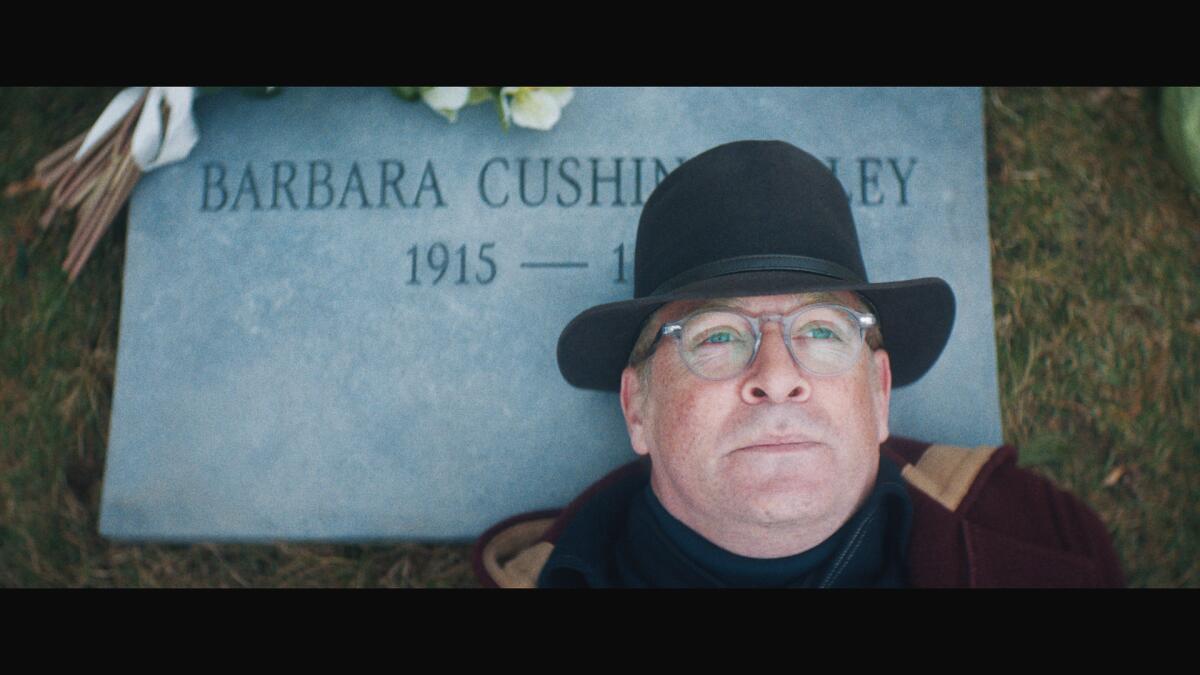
[{"left": 740, "top": 321, "right": 812, "bottom": 404}]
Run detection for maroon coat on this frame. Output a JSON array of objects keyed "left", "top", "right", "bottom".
[{"left": 473, "top": 436, "right": 1125, "bottom": 588}]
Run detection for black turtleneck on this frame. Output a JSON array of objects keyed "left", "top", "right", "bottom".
[{"left": 539, "top": 454, "right": 913, "bottom": 588}]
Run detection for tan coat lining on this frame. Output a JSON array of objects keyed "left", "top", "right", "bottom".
[
  {"left": 900, "top": 444, "right": 998, "bottom": 512},
  {"left": 481, "top": 517, "right": 556, "bottom": 588}
]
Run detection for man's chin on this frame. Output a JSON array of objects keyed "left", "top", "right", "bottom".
[
  {"left": 724, "top": 472, "right": 831, "bottom": 512},
  {"left": 728, "top": 493, "right": 834, "bottom": 532},
  {"left": 717, "top": 452, "right": 836, "bottom": 502}
]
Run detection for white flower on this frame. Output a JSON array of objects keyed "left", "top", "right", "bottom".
[
  {"left": 76, "top": 86, "right": 199, "bottom": 172},
  {"left": 421, "top": 87, "right": 471, "bottom": 122},
  {"left": 500, "top": 87, "right": 574, "bottom": 131}
]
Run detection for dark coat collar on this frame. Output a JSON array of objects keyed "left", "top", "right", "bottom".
[{"left": 538, "top": 455, "right": 913, "bottom": 588}]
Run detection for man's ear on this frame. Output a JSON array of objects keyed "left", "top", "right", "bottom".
[
  {"left": 871, "top": 349, "right": 892, "bottom": 444},
  {"left": 620, "top": 367, "right": 650, "bottom": 456}
]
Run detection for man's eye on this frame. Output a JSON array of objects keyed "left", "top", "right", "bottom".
[
  {"left": 691, "top": 328, "right": 745, "bottom": 349},
  {"left": 800, "top": 325, "right": 839, "bottom": 340}
]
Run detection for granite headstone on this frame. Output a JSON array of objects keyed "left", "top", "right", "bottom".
[{"left": 99, "top": 87, "right": 1000, "bottom": 541}]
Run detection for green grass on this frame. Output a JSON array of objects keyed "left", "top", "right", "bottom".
[{"left": 2, "top": 87, "right": 1197, "bottom": 587}]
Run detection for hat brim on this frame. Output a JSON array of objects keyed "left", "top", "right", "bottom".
[{"left": 556, "top": 270, "right": 955, "bottom": 391}]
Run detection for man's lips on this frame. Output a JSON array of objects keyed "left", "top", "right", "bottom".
[{"left": 731, "top": 438, "right": 823, "bottom": 454}]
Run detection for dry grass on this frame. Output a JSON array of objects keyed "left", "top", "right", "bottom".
[
  {"left": 987, "top": 87, "right": 1199, "bottom": 587},
  {"left": 1, "top": 87, "right": 1196, "bottom": 587}
]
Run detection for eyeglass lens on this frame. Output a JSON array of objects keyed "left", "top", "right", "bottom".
[{"left": 677, "top": 306, "right": 863, "bottom": 380}]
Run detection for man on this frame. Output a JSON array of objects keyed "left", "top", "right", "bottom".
[{"left": 472, "top": 140, "right": 1124, "bottom": 588}]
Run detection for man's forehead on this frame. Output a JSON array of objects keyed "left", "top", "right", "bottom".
[{"left": 658, "top": 291, "right": 863, "bottom": 320}]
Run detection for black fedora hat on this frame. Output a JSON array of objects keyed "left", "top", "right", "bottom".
[{"left": 557, "top": 139, "right": 955, "bottom": 391}]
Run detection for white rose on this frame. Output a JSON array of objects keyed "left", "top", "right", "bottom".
[
  {"left": 500, "top": 87, "right": 575, "bottom": 131},
  {"left": 421, "top": 87, "right": 471, "bottom": 122}
]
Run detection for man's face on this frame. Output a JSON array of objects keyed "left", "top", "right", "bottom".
[{"left": 619, "top": 291, "right": 892, "bottom": 557}]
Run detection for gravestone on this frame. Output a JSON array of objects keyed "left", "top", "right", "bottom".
[{"left": 99, "top": 87, "right": 1000, "bottom": 541}]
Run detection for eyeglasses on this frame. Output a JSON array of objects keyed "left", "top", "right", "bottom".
[{"left": 644, "top": 304, "right": 877, "bottom": 381}]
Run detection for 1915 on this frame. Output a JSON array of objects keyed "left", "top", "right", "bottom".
[{"left": 406, "top": 242, "right": 497, "bottom": 285}]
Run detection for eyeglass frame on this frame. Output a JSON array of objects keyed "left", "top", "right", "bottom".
[{"left": 638, "top": 303, "right": 879, "bottom": 381}]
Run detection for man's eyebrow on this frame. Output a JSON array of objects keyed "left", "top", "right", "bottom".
[
  {"left": 689, "top": 292, "right": 849, "bottom": 313},
  {"left": 689, "top": 299, "right": 740, "bottom": 312}
]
